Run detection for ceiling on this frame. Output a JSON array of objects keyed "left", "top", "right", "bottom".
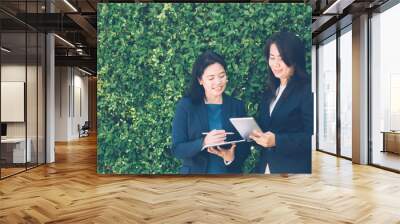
[
  {"left": 311, "top": 0, "right": 390, "bottom": 43},
  {"left": 1, "top": 0, "right": 98, "bottom": 74}
]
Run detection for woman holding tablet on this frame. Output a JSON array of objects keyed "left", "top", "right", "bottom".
[
  {"left": 249, "top": 31, "right": 313, "bottom": 174},
  {"left": 171, "top": 50, "right": 250, "bottom": 174}
]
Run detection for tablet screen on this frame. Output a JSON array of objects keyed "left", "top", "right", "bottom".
[{"left": 229, "top": 117, "right": 262, "bottom": 141}]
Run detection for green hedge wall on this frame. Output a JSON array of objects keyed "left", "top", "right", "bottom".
[{"left": 97, "top": 3, "right": 311, "bottom": 174}]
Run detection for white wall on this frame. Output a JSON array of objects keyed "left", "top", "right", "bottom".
[
  {"left": 1, "top": 65, "right": 40, "bottom": 137},
  {"left": 55, "top": 66, "right": 69, "bottom": 141},
  {"left": 72, "top": 73, "right": 89, "bottom": 138},
  {"left": 1, "top": 82, "right": 25, "bottom": 122},
  {"left": 1, "top": 65, "right": 26, "bottom": 139},
  {"left": 54, "top": 67, "right": 89, "bottom": 141},
  {"left": 1, "top": 64, "right": 26, "bottom": 82}
]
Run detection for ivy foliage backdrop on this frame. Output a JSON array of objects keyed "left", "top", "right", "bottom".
[{"left": 97, "top": 3, "right": 311, "bottom": 174}]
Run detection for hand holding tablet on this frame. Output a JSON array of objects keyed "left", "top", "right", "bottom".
[
  {"left": 201, "top": 117, "right": 262, "bottom": 150},
  {"left": 201, "top": 129, "right": 245, "bottom": 150},
  {"left": 229, "top": 117, "right": 262, "bottom": 141}
]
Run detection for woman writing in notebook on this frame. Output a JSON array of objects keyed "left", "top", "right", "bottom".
[
  {"left": 249, "top": 31, "right": 313, "bottom": 174},
  {"left": 171, "top": 50, "right": 250, "bottom": 174}
]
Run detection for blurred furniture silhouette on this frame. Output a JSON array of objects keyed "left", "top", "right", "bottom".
[
  {"left": 381, "top": 131, "right": 400, "bottom": 154},
  {"left": 79, "top": 121, "right": 90, "bottom": 138},
  {"left": 1, "top": 138, "right": 32, "bottom": 166}
]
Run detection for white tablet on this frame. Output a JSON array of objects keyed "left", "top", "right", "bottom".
[
  {"left": 201, "top": 139, "right": 246, "bottom": 150},
  {"left": 229, "top": 117, "right": 262, "bottom": 141}
]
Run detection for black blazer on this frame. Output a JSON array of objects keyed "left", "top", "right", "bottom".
[
  {"left": 255, "top": 76, "right": 313, "bottom": 174},
  {"left": 171, "top": 94, "right": 250, "bottom": 174}
]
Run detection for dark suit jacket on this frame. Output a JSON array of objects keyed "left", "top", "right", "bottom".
[
  {"left": 171, "top": 94, "right": 250, "bottom": 174},
  {"left": 255, "top": 76, "right": 313, "bottom": 174}
]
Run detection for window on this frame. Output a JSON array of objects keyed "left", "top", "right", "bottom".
[
  {"left": 317, "top": 35, "right": 337, "bottom": 154},
  {"left": 339, "top": 26, "right": 352, "bottom": 158},
  {"left": 370, "top": 2, "right": 400, "bottom": 171},
  {"left": 0, "top": 1, "right": 47, "bottom": 179}
]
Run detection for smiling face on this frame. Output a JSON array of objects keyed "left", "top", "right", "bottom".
[
  {"left": 198, "top": 63, "right": 227, "bottom": 100},
  {"left": 268, "top": 43, "right": 294, "bottom": 82}
]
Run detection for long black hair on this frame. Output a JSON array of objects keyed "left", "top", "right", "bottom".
[
  {"left": 186, "top": 50, "right": 227, "bottom": 104},
  {"left": 264, "top": 31, "right": 308, "bottom": 97}
]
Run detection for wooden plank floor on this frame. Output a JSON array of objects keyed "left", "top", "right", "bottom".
[{"left": 1, "top": 135, "right": 400, "bottom": 224}]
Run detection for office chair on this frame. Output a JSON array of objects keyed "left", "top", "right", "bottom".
[{"left": 79, "top": 121, "right": 90, "bottom": 138}]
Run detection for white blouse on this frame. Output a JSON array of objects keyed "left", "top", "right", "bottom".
[
  {"left": 266, "top": 84, "right": 286, "bottom": 174},
  {"left": 269, "top": 84, "right": 286, "bottom": 116}
]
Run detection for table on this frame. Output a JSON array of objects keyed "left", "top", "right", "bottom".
[
  {"left": 381, "top": 131, "right": 400, "bottom": 154},
  {"left": 1, "top": 138, "right": 31, "bottom": 163}
]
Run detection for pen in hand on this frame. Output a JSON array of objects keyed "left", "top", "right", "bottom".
[{"left": 202, "top": 132, "right": 235, "bottom": 135}]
